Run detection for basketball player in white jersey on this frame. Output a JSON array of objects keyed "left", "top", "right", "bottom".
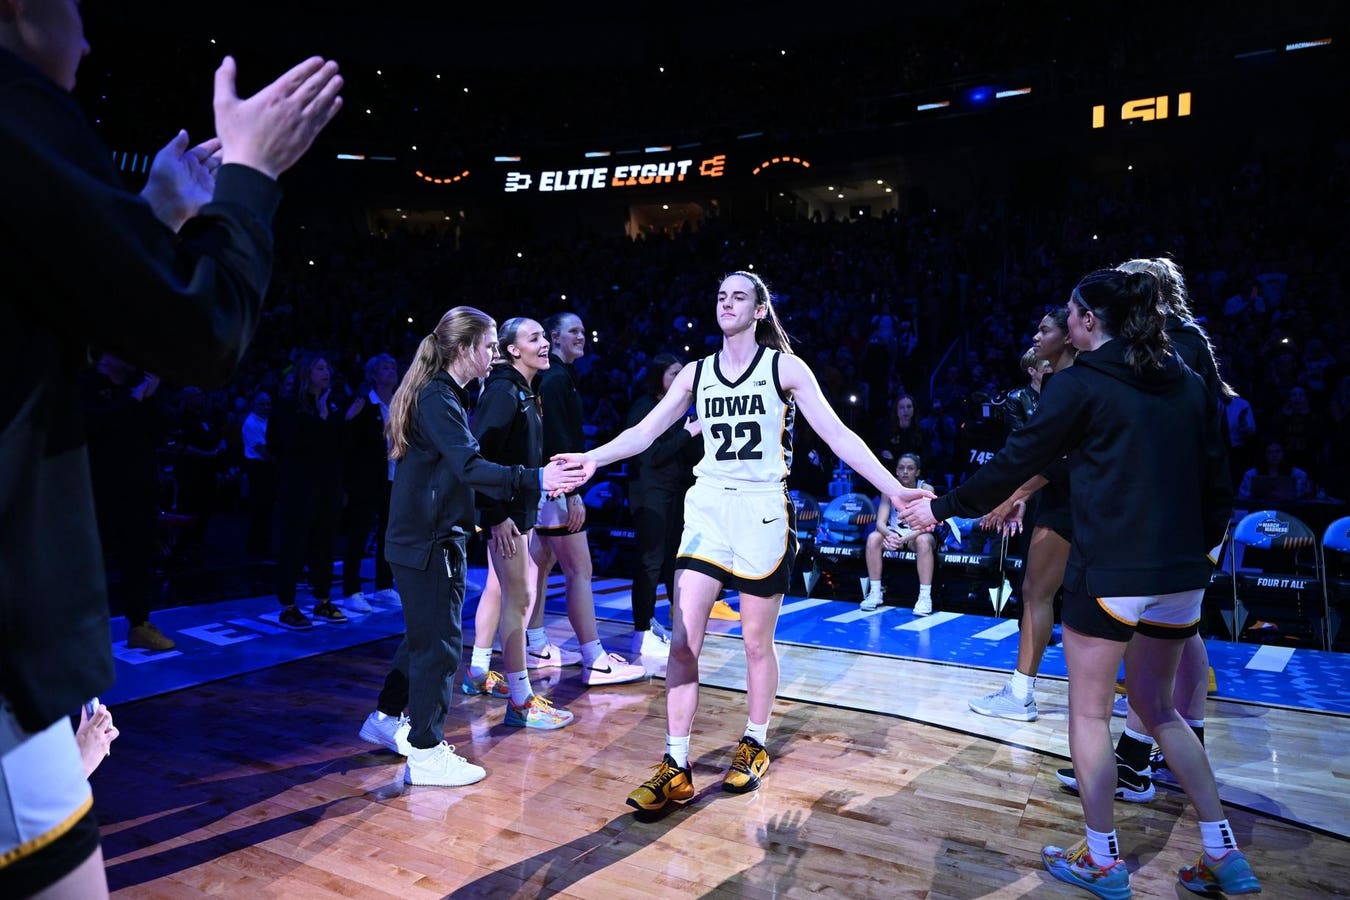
[{"left": 558, "top": 271, "right": 934, "bottom": 812}]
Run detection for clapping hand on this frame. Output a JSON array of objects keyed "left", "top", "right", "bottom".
[
  {"left": 141, "top": 131, "right": 224, "bottom": 232},
  {"left": 214, "top": 55, "right": 344, "bottom": 180}
]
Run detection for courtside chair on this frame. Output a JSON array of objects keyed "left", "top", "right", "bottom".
[
  {"left": 1230, "top": 510, "right": 1331, "bottom": 651},
  {"left": 1321, "top": 515, "right": 1350, "bottom": 650}
]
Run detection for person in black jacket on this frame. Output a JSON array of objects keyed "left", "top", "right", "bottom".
[
  {"left": 1058, "top": 256, "right": 1239, "bottom": 800},
  {"left": 339, "top": 352, "right": 400, "bottom": 612},
  {"left": 524, "top": 312, "right": 645, "bottom": 685},
  {"left": 463, "top": 318, "right": 574, "bottom": 729},
  {"left": 356, "top": 307, "right": 582, "bottom": 787},
  {"left": 902, "top": 269, "right": 1257, "bottom": 898},
  {"left": 0, "top": 5, "right": 342, "bottom": 892},
  {"left": 624, "top": 353, "right": 702, "bottom": 659}
]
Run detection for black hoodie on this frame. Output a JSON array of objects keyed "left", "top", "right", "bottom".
[
  {"left": 472, "top": 364, "right": 543, "bottom": 530},
  {"left": 931, "top": 339, "right": 1231, "bottom": 598}
]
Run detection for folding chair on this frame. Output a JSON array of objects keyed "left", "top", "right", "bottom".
[
  {"left": 1230, "top": 510, "right": 1331, "bottom": 650},
  {"left": 1321, "top": 515, "right": 1350, "bottom": 649}
]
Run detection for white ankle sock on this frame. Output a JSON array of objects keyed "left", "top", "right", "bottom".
[
  {"left": 666, "top": 734, "right": 690, "bottom": 768},
  {"left": 744, "top": 720, "right": 768, "bottom": 744},
  {"left": 507, "top": 670, "right": 532, "bottom": 706},
  {"left": 580, "top": 640, "right": 606, "bottom": 667},
  {"left": 917, "top": 584, "right": 932, "bottom": 602},
  {"left": 1085, "top": 826, "right": 1119, "bottom": 864},
  {"left": 526, "top": 627, "right": 548, "bottom": 651},
  {"left": 1010, "top": 670, "right": 1035, "bottom": 701},
  {"left": 1200, "top": 819, "right": 1238, "bottom": 856},
  {"left": 470, "top": 645, "right": 492, "bottom": 673}
]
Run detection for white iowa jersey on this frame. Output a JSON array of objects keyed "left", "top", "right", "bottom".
[{"left": 691, "top": 346, "right": 795, "bottom": 484}]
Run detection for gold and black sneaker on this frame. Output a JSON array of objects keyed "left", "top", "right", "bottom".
[
  {"left": 722, "top": 735, "right": 769, "bottom": 794},
  {"left": 626, "top": 754, "right": 694, "bottom": 811}
]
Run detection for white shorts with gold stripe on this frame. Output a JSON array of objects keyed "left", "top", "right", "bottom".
[{"left": 677, "top": 479, "right": 797, "bottom": 596}]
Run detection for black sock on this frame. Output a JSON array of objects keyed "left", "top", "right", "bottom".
[{"left": 1115, "top": 730, "right": 1153, "bottom": 773}]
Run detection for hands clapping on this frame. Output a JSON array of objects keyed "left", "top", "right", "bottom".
[
  {"left": 141, "top": 131, "right": 223, "bottom": 232},
  {"left": 214, "top": 55, "right": 344, "bottom": 180}
]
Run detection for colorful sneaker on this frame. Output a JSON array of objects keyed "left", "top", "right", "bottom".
[
  {"left": 969, "top": 683, "right": 1038, "bottom": 721},
  {"left": 504, "top": 694, "right": 574, "bottom": 729},
  {"left": 358, "top": 711, "right": 410, "bottom": 753},
  {"left": 723, "top": 735, "right": 770, "bottom": 794},
  {"left": 860, "top": 585, "right": 883, "bottom": 611},
  {"left": 626, "top": 754, "right": 694, "bottom": 811},
  {"left": 126, "top": 622, "right": 176, "bottom": 651},
  {"left": 461, "top": 669, "right": 510, "bottom": 697},
  {"left": 278, "top": 605, "right": 313, "bottom": 630},
  {"left": 1112, "top": 694, "right": 1130, "bottom": 718},
  {"left": 710, "top": 599, "right": 741, "bottom": 620},
  {"left": 311, "top": 600, "right": 348, "bottom": 623},
  {"left": 1178, "top": 848, "right": 1261, "bottom": 895},
  {"left": 1042, "top": 841, "right": 1132, "bottom": 900},
  {"left": 404, "top": 742, "right": 486, "bottom": 786},
  {"left": 581, "top": 652, "right": 646, "bottom": 686},
  {"left": 912, "top": 594, "right": 933, "bottom": 616},
  {"left": 526, "top": 642, "right": 583, "bottom": 669},
  {"left": 1056, "top": 757, "right": 1155, "bottom": 803}
]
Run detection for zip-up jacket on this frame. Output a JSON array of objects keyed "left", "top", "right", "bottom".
[
  {"left": 472, "top": 364, "right": 543, "bottom": 530},
  {"left": 384, "top": 372, "right": 540, "bottom": 569},
  {"left": 538, "top": 352, "right": 585, "bottom": 496}
]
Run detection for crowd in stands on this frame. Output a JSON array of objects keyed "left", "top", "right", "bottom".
[{"left": 81, "top": 124, "right": 1348, "bottom": 621}]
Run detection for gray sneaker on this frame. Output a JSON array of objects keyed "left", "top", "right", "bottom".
[{"left": 969, "top": 683, "right": 1038, "bottom": 721}]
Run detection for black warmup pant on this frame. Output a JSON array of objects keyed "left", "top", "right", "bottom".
[
  {"left": 380, "top": 538, "right": 466, "bottom": 750},
  {"left": 275, "top": 477, "right": 340, "bottom": 607},
  {"left": 630, "top": 490, "right": 684, "bottom": 630},
  {"left": 342, "top": 480, "right": 393, "bottom": 595}
]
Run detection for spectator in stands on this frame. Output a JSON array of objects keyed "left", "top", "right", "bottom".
[
  {"left": 527, "top": 312, "right": 645, "bottom": 685},
  {"left": 169, "top": 384, "right": 227, "bottom": 562},
  {"left": 861, "top": 453, "right": 939, "bottom": 614},
  {"left": 0, "top": 0, "right": 342, "bottom": 889},
  {"left": 240, "top": 390, "right": 276, "bottom": 558},
  {"left": 624, "top": 353, "right": 701, "bottom": 659},
  {"left": 878, "top": 393, "right": 933, "bottom": 465},
  {"left": 463, "top": 317, "right": 575, "bottom": 730},
  {"left": 340, "top": 352, "right": 399, "bottom": 611},
  {"left": 1237, "top": 439, "right": 1312, "bottom": 504},
  {"left": 268, "top": 352, "right": 361, "bottom": 629}
]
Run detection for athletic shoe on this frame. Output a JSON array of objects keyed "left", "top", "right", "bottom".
[
  {"left": 358, "top": 711, "right": 410, "bottom": 753},
  {"left": 631, "top": 628, "right": 671, "bottom": 658},
  {"left": 1147, "top": 747, "right": 1176, "bottom": 783},
  {"left": 126, "top": 622, "right": 176, "bottom": 651},
  {"left": 649, "top": 619, "right": 671, "bottom": 641},
  {"left": 404, "top": 742, "right": 486, "bottom": 786},
  {"left": 581, "top": 652, "right": 646, "bottom": 686},
  {"left": 461, "top": 669, "right": 510, "bottom": 697},
  {"left": 526, "top": 642, "right": 583, "bottom": 669},
  {"left": 723, "top": 735, "right": 770, "bottom": 794},
  {"left": 1208, "top": 666, "right": 1218, "bottom": 694},
  {"left": 311, "top": 600, "right": 348, "bottom": 623},
  {"left": 343, "top": 591, "right": 374, "bottom": 613},
  {"left": 278, "top": 605, "right": 313, "bottom": 630},
  {"left": 969, "top": 683, "right": 1038, "bottom": 722},
  {"left": 912, "top": 594, "right": 933, "bottom": 616},
  {"left": 1112, "top": 694, "right": 1130, "bottom": 718},
  {"left": 1056, "top": 757, "right": 1155, "bottom": 803},
  {"left": 376, "top": 588, "right": 402, "bottom": 605},
  {"left": 1178, "top": 848, "right": 1262, "bottom": 895},
  {"left": 504, "top": 694, "right": 574, "bottom": 729},
  {"left": 1042, "top": 841, "right": 1132, "bottom": 900},
  {"left": 626, "top": 754, "right": 694, "bottom": 811},
  {"left": 860, "top": 586, "right": 883, "bottom": 611},
  {"left": 710, "top": 598, "right": 741, "bottom": 620}
]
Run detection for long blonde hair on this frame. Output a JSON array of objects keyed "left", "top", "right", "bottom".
[{"left": 386, "top": 306, "right": 496, "bottom": 460}]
